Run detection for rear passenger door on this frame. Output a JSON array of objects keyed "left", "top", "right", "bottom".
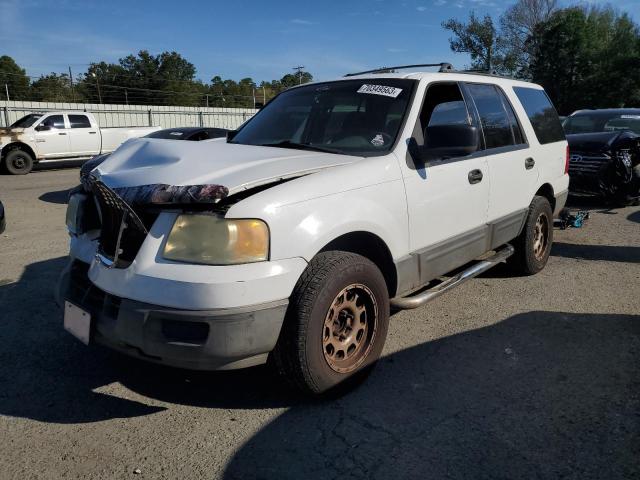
[
  {"left": 463, "top": 83, "right": 535, "bottom": 224},
  {"left": 68, "top": 114, "right": 100, "bottom": 156}
]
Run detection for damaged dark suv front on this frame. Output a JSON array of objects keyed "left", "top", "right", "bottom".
[{"left": 564, "top": 109, "right": 640, "bottom": 205}]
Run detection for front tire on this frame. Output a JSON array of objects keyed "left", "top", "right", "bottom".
[
  {"left": 511, "top": 196, "right": 553, "bottom": 275},
  {"left": 273, "top": 251, "right": 390, "bottom": 395},
  {"left": 3, "top": 149, "right": 34, "bottom": 175}
]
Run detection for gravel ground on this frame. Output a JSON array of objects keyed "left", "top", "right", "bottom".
[{"left": 0, "top": 168, "right": 638, "bottom": 480}]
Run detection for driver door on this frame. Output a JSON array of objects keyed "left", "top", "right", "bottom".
[
  {"left": 403, "top": 82, "right": 490, "bottom": 281},
  {"left": 34, "top": 114, "right": 71, "bottom": 158}
]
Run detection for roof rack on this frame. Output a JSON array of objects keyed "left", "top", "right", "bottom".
[{"left": 344, "top": 63, "right": 454, "bottom": 77}]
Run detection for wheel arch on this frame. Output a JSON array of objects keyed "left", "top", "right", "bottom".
[
  {"left": 1, "top": 142, "right": 37, "bottom": 162},
  {"left": 318, "top": 231, "right": 398, "bottom": 298},
  {"left": 535, "top": 183, "right": 555, "bottom": 212}
]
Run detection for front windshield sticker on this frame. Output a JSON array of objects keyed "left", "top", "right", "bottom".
[
  {"left": 357, "top": 84, "right": 403, "bottom": 98},
  {"left": 371, "top": 134, "right": 385, "bottom": 147}
]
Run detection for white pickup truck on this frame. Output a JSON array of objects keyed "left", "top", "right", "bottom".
[
  {"left": 0, "top": 111, "right": 159, "bottom": 174},
  {"left": 59, "top": 64, "right": 569, "bottom": 395}
]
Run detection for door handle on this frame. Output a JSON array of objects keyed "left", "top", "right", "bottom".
[
  {"left": 58, "top": 132, "right": 67, "bottom": 136},
  {"left": 468, "top": 169, "right": 483, "bottom": 184},
  {"left": 525, "top": 157, "right": 535, "bottom": 170},
  {"left": 88, "top": 131, "right": 97, "bottom": 134}
]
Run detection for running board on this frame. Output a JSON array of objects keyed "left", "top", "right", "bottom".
[{"left": 390, "top": 244, "right": 515, "bottom": 310}]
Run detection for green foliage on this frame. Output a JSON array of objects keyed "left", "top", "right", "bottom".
[
  {"left": 0, "top": 51, "right": 313, "bottom": 106},
  {"left": 0, "top": 55, "right": 30, "bottom": 100},
  {"left": 529, "top": 6, "right": 640, "bottom": 113},
  {"left": 30, "top": 73, "right": 74, "bottom": 102},
  {"left": 442, "top": 13, "right": 501, "bottom": 71}
]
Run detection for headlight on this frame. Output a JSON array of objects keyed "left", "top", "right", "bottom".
[
  {"left": 163, "top": 214, "right": 269, "bottom": 265},
  {"left": 66, "top": 192, "right": 88, "bottom": 235}
]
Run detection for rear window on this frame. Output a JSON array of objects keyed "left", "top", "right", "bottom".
[
  {"left": 513, "top": 87, "right": 565, "bottom": 144},
  {"left": 69, "top": 115, "right": 91, "bottom": 129},
  {"left": 466, "top": 83, "right": 516, "bottom": 150}
]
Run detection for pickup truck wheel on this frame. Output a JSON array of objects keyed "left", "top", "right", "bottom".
[
  {"left": 273, "top": 251, "right": 390, "bottom": 395},
  {"left": 511, "top": 195, "right": 553, "bottom": 275},
  {"left": 3, "top": 149, "right": 34, "bottom": 175}
]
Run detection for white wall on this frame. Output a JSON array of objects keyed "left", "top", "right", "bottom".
[{"left": 0, "top": 100, "right": 257, "bottom": 129}]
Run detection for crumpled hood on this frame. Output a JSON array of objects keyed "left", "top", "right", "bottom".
[
  {"left": 94, "top": 137, "right": 360, "bottom": 195},
  {"left": 566, "top": 131, "right": 630, "bottom": 153}
]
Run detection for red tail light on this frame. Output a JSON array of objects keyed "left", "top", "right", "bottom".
[{"left": 565, "top": 145, "right": 570, "bottom": 175}]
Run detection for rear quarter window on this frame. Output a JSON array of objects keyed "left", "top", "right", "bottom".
[{"left": 513, "top": 87, "right": 565, "bottom": 144}]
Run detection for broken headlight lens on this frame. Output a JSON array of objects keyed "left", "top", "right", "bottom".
[{"left": 163, "top": 214, "right": 269, "bottom": 265}]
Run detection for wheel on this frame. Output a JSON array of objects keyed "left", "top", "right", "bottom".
[
  {"left": 510, "top": 196, "right": 554, "bottom": 275},
  {"left": 273, "top": 251, "right": 390, "bottom": 395},
  {"left": 3, "top": 149, "right": 34, "bottom": 175}
]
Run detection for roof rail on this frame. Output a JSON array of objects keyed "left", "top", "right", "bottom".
[{"left": 344, "top": 63, "right": 454, "bottom": 77}]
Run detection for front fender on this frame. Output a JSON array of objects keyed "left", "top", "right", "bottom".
[{"left": 228, "top": 178, "right": 410, "bottom": 263}]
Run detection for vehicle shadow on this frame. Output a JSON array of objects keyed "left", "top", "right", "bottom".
[
  {"left": 0, "top": 257, "right": 166, "bottom": 423},
  {"left": 39, "top": 188, "right": 72, "bottom": 205},
  {"left": 552, "top": 242, "right": 640, "bottom": 264},
  {"left": 0, "top": 256, "right": 299, "bottom": 424},
  {"left": 223, "top": 310, "right": 640, "bottom": 479},
  {"left": 628, "top": 210, "right": 640, "bottom": 224}
]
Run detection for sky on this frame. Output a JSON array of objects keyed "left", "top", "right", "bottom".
[{"left": 1, "top": 0, "right": 638, "bottom": 83}]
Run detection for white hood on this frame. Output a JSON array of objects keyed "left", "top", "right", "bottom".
[{"left": 95, "top": 138, "right": 360, "bottom": 194}]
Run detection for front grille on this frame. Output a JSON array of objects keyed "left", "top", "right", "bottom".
[
  {"left": 88, "top": 179, "right": 158, "bottom": 268},
  {"left": 569, "top": 152, "right": 611, "bottom": 177}
]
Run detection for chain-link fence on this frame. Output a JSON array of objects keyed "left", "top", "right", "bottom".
[{"left": 0, "top": 100, "right": 258, "bottom": 129}]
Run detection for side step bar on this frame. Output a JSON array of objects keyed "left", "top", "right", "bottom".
[{"left": 390, "top": 244, "right": 515, "bottom": 310}]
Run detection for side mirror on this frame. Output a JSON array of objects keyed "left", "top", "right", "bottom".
[
  {"left": 415, "top": 124, "right": 479, "bottom": 161},
  {"left": 226, "top": 130, "right": 239, "bottom": 142},
  {"left": 35, "top": 125, "right": 51, "bottom": 132}
]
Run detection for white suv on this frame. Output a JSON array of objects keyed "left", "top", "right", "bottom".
[{"left": 60, "top": 64, "right": 569, "bottom": 395}]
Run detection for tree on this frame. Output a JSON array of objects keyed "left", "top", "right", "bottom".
[
  {"left": 0, "top": 55, "right": 30, "bottom": 100},
  {"left": 31, "top": 73, "right": 75, "bottom": 102},
  {"left": 529, "top": 6, "right": 640, "bottom": 113},
  {"left": 442, "top": 13, "right": 506, "bottom": 72},
  {"left": 500, "top": 0, "right": 558, "bottom": 76}
]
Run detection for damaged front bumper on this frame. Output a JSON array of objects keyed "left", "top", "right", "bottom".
[{"left": 58, "top": 260, "right": 289, "bottom": 370}]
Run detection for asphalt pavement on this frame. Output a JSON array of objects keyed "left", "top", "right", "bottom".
[{"left": 0, "top": 167, "right": 638, "bottom": 479}]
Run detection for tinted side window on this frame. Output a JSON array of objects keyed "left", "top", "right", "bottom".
[
  {"left": 466, "top": 84, "right": 514, "bottom": 149},
  {"left": 69, "top": 115, "right": 91, "bottom": 129},
  {"left": 41, "top": 115, "right": 65, "bottom": 129},
  {"left": 498, "top": 89, "right": 525, "bottom": 145},
  {"left": 513, "top": 87, "right": 565, "bottom": 144},
  {"left": 419, "top": 83, "right": 470, "bottom": 132}
]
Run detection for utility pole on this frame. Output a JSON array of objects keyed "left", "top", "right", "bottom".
[
  {"left": 293, "top": 66, "right": 305, "bottom": 84},
  {"left": 205, "top": 94, "right": 209, "bottom": 108},
  {"left": 92, "top": 73, "right": 102, "bottom": 104},
  {"left": 4, "top": 84, "right": 9, "bottom": 101},
  {"left": 124, "top": 89, "right": 129, "bottom": 105},
  {"left": 262, "top": 86, "right": 266, "bottom": 105},
  {"left": 252, "top": 88, "right": 256, "bottom": 109},
  {"left": 68, "top": 66, "right": 75, "bottom": 102}
]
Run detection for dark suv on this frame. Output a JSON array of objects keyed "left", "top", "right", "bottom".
[{"left": 564, "top": 109, "right": 640, "bottom": 205}]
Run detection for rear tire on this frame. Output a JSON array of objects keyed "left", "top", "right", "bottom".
[
  {"left": 510, "top": 196, "right": 553, "bottom": 275},
  {"left": 3, "top": 149, "right": 34, "bottom": 175},
  {"left": 273, "top": 251, "right": 390, "bottom": 395}
]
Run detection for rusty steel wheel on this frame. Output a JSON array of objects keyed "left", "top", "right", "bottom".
[
  {"left": 322, "top": 283, "right": 378, "bottom": 373},
  {"left": 273, "top": 251, "right": 390, "bottom": 395},
  {"left": 533, "top": 213, "right": 550, "bottom": 260},
  {"left": 510, "top": 195, "right": 553, "bottom": 275}
]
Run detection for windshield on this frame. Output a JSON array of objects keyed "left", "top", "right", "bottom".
[
  {"left": 10, "top": 114, "right": 43, "bottom": 128},
  {"left": 231, "top": 79, "right": 416, "bottom": 156},
  {"left": 563, "top": 112, "right": 640, "bottom": 135}
]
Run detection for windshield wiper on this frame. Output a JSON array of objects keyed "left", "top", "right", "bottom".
[{"left": 260, "top": 140, "right": 341, "bottom": 154}]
